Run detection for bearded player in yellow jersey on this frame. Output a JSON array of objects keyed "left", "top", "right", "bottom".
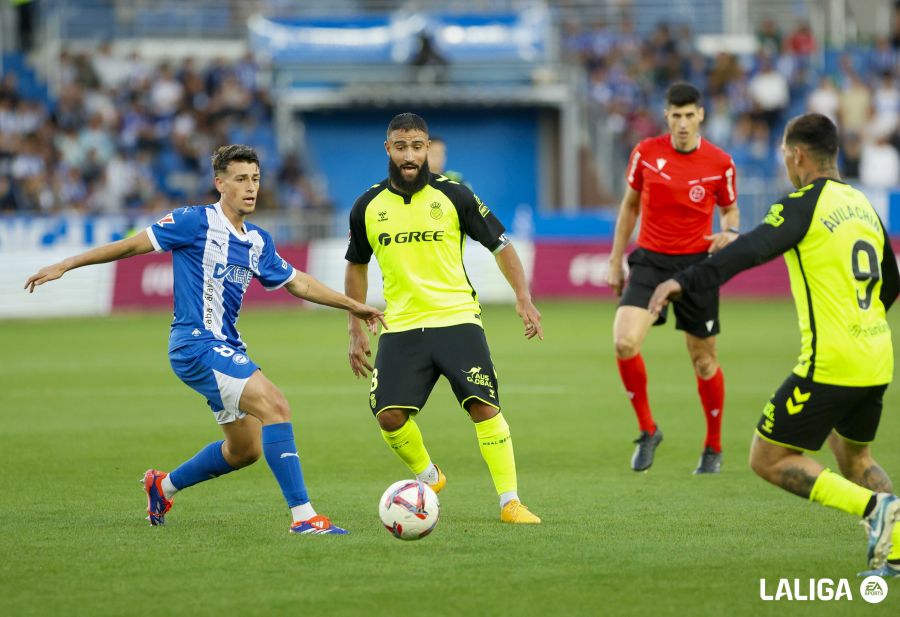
[
  {"left": 344, "top": 112, "right": 543, "bottom": 524},
  {"left": 650, "top": 113, "right": 900, "bottom": 577}
]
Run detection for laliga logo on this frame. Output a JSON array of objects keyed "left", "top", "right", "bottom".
[{"left": 759, "top": 576, "right": 887, "bottom": 603}]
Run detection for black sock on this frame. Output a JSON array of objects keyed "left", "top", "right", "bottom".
[{"left": 862, "top": 494, "right": 878, "bottom": 518}]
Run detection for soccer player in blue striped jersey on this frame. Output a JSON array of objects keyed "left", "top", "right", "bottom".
[{"left": 25, "top": 145, "right": 386, "bottom": 535}]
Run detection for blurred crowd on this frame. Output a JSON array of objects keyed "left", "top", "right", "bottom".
[
  {"left": 1, "top": 5, "right": 899, "bottom": 217},
  {"left": 0, "top": 45, "right": 334, "bottom": 217},
  {"left": 568, "top": 9, "right": 900, "bottom": 190}
]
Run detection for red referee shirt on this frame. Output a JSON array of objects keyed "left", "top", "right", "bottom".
[{"left": 626, "top": 135, "right": 737, "bottom": 255}]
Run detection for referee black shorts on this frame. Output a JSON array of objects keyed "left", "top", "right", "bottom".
[
  {"left": 367, "top": 323, "right": 500, "bottom": 416},
  {"left": 620, "top": 248, "right": 720, "bottom": 338},
  {"left": 756, "top": 373, "right": 887, "bottom": 452}
]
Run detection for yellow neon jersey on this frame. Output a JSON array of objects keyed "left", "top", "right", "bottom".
[
  {"left": 346, "top": 174, "right": 509, "bottom": 332},
  {"left": 676, "top": 178, "right": 899, "bottom": 386}
]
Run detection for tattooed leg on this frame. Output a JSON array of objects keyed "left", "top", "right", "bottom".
[
  {"left": 750, "top": 434, "right": 824, "bottom": 498},
  {"left": 828, "top": 431, "right": 894, "bottom": 493}
]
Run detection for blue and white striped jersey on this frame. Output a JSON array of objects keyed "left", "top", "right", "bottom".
[{"left": 146, "top": 203, "right": 295, "bottom": 352}]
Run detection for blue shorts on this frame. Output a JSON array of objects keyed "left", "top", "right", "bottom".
[{"left": 169, "top": 340, "right": 260, "bottom": 424}]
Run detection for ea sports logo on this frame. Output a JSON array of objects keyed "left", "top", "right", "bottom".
[
  {"left": 860, "top": 576, "right": 888, "bottom": 604},
  {"left": 378, "top": 233, "right": 392, "bottom": 246},
  {"left": 689, "top": 185, "right": 706, "bottom": 203}
]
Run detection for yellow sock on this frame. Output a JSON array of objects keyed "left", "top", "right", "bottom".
[
  {"left": 380, "top": 417, "right": 432, "bottom": 475},
  {"left": 475, "top": 412, "right": 517, "bottom": 495},
  {"left": 809, "top": 468, "right": 873, "bottom": 517}
]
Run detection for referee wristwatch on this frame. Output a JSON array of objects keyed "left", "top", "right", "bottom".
[{"left": 726, "top": 227, "right": 740, "bottom": 234}]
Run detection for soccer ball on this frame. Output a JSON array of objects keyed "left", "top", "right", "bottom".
[{"left": 378, "top": 479, "right": 440, "bottom": 540}]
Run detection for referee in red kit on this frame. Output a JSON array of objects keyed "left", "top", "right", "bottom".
[{"left": 607, "top": 82, "right": 740, "bottom": 474}]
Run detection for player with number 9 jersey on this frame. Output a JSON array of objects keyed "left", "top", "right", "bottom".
[{"left": 648, "top": 112, "right": 900, "bottom": 580}]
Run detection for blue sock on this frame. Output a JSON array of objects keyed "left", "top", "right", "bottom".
[
  {"left": 262, "top": 422, "right": 310, "bottom": 507},
  {"left": 168, "top": 440, "right": 236, "bottom": 490}
]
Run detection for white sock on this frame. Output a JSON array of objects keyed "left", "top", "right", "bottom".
[
  {"left": 499, "top": 491, "right": 519, "bottom": 508},
  {"left": 416, "top": 463, "right": 439, "bottom": 485},
  {"left": 291, "top": 502, "right": 317, "bottom": 522},
  {"left": 161, "top": 474, "right": 179, "bottom": 500}
]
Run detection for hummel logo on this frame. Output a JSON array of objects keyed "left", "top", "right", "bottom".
[
  {"left": 280, "top": 452, "right": 300, "bottom": 459},
  {"left": 786, "top": 387, "right": 811, "bottom": 415},
  {"left": 705, "top": 320, "right": 714, "bottom": 332},
  {"left": 656, "top": 158, "right": 667, "bottom": 170}
]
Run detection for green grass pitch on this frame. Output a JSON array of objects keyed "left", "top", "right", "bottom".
[{"left": 1, "top": 300, "right": 898, "bottom": 616}]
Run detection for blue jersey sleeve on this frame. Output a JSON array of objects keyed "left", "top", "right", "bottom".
[
  {"left": 146, "top": 207, "right": 203, "bottom": 252},
  {"left": 256, "top": 232, "right": 295, "bottom": 290}
]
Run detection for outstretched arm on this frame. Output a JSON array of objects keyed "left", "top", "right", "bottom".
[
  {"left": 495, "top": 243, "right": 543, "bottom": 340},
  {"left": 24, "top": 230, "right": 155, "bottom": 293},
  {"left": 284, "top": 269, "right": 385, "bottom": 335},
  {"left": 648, "top": 197, "right": 814, "bottom": 316},
  {"left": 648, "top": 226, "right": 792, "bottom": 316}
]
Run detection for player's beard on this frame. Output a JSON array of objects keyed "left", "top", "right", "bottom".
[{"left": 388, "top": 158, "right": 430, "bottom": 196}]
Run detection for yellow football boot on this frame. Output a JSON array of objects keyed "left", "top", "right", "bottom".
[{"left": 500, "top": 499, "right": 541, "bottom": 524}]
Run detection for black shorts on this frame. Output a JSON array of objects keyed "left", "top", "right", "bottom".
[
  {"left": 620, "top": 248, "right": 720, "bottom": 338},
  {"left": 368, "top": 323, "right": 500, "bottom": 416},
  {"left": 756, "top": 373, "right": 887, "bottom": 452}
]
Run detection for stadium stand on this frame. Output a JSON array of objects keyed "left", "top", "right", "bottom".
[{"left": 0, "top": 0, "right": 897, "bottom": 233}]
